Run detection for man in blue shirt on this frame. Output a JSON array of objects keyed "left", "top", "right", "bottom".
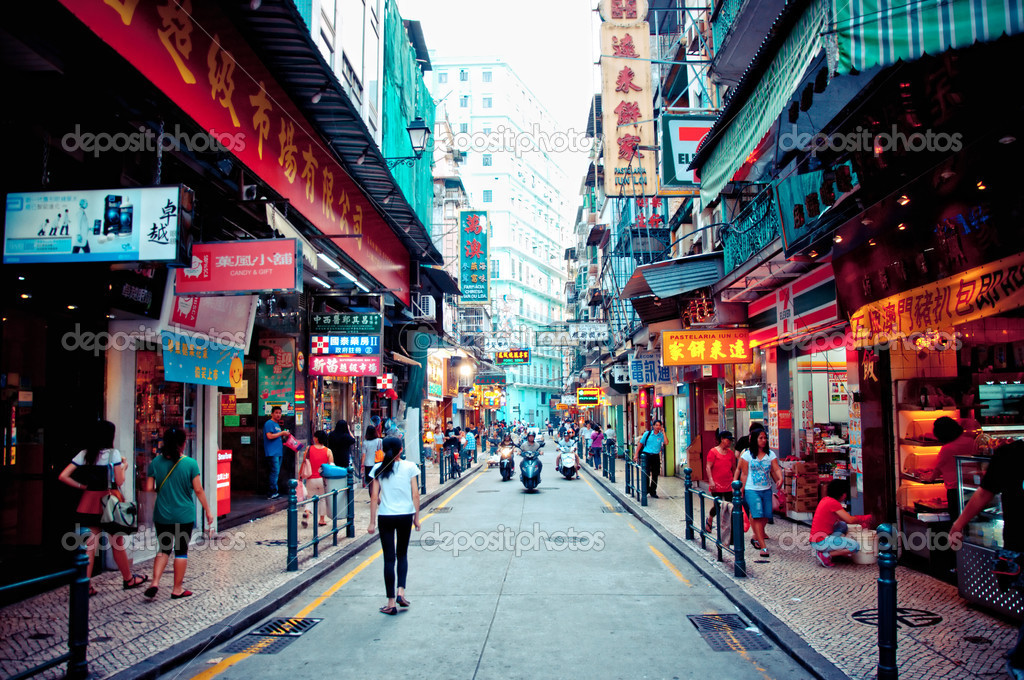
[
  {"left": 263, "top": 406, "right": 289, "bottom": 499},
  {"left": 634, "top": 420, "right": 666, "bottom": 499},
  {"left": 464, "top": 428, "right": 477, "bottom": 462}
]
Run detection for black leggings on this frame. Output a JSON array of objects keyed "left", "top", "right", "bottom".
[{"left": 378, "top": 514, "right": 413, "bottom": 598}]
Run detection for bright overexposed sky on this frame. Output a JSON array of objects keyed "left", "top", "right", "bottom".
[{"left": 398, "top": 0, "right": 599, "bottom": 211}]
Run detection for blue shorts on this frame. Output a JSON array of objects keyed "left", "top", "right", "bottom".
[
  {"left": 745, "top": 488, "right": 774, "bottom": 519},
  {"left": 811, "top": 534, "right": 861, "bottom": 554}
]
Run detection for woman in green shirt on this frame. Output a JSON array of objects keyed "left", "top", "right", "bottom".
[{"left": 142, "top": 428, "right": 214, "bottom": 599}]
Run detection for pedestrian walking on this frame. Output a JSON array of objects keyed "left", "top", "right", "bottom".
[
  {"left": 589, "top": 425, "right": 604, "bottom": 469},
  {"left": 58, "top": 419, "right": 148, "bottom": 595},
  {"left": 327, "top": 420, "right": 356, "bottom": 470},
  {"left": 303, "top": 431, "right": 334, "bottom": 527},
  {"left": 704, "top": 430, "right": 737, "bottom": 534},
  {"left": 361, "top": 426, "right": 382, "bottom": 488},
  {"left": 367, "top": 437, "right": 421, "bottom": 615},
  {"left": 635, "top": 420, "right": 666, "bottom": 498},
  {"left": 737, "top": 430, "right": 783, "bottom": 558},
  {"left": 263, "top": 406, "right": 289, "bottom": 499},
  {"left": 143, "top": 427, "right": 214, "bottom": 599},
  {"left": 951, "top": 439, "right": 1024, "bottom": 678}
]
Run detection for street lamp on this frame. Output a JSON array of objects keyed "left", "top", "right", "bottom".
[{"left": 385, "top": 117, "right": 432, "bottom": 169}]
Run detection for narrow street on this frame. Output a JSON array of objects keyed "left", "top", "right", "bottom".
[{"left": 184, "top": 465, "right": 812, "bottom": 680}]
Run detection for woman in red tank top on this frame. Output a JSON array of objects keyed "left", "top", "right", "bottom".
[{"left": 303, "top": 431, "right": 334, "bottom": 526}]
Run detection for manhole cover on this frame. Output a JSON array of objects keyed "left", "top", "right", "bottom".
[
  {"left": 545, "top": 536, "right": 590, "bottom": 546},
  {"left": 222, "top": 636, "right": 297, "bottom": 655},
  {"left": 850, "top": 608, "right": 942, "bottom": 628},
  {"left": 601, "top": 507, "right": 626, "bottom": 513},
  {"left": 688, "top": 614, "right": 748, "bottom": 632},
  {"left": 964, "top": 636, "right": 992, "bottom": 644},
  {"left": 250, "top": 618, "right": 322, "bottom": 637},
  {"left": 700, "top": 629, "right": 772, "bottom": 652}
]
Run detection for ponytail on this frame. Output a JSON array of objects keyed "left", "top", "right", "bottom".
[{"left": 376, "top": 437, "right": 403, "bottom": 479}]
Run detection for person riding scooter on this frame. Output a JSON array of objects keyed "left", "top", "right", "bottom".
[
  {"left": 519, "top": 432, "right": 544, "bottom": 489},
  {"left": 556, "top": 432, "right": 581, "bottom": 479},
  {"left": 496, "top": 434, "right": 518, "bottom": 481}
]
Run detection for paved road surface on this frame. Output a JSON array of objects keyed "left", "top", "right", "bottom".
[{"left": 182, "top": 463, "right": 814, "bottom": 680}]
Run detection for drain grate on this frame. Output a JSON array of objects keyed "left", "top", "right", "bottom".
[
  {"left": 688, "top": 614, "right": 748, "bottom": 632},
  {"left": 222, "top": 636, "right": 298, "bottom": 655},
  {"left": 250, "top": 618, "right": 322, "bottom": 637},
  {"left": 255, "top": 540, "right": 288, "bottom": 546},
  {"left": 431, "top": 506, "right": 453, "bottom": 513},
  {"left": 601, "top": 506, "right": 626, "bottom": 513},
  {"left": 28, "top": 633, "right": 52, "bottom": 641},
  {"left": 964, "top": 636, "right": 992, "bottom": 644},
  {"left": 476, "top": 490, "right": 500, "bottom": 493}
]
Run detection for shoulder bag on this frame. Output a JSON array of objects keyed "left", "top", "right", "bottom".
[
  {"left": 299, "top": 448, "right": 313, "bottom": 480},
  {"left": 100, "top": 461, "right": 139, "bottom": 535},
  {"left": 374, "top": 438, "right": 384, "bottom": 463}
]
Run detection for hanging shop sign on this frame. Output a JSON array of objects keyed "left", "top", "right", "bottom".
[
  {"left": 160, "top": 330, "right": 244, "bottom": 388},
  {"left": 662, "top": 329, "right": 752, "bottom": 366},
  {"left": 600, "top": 14, "right": 658, "bottom": 197},
  {"left": 109, "top": 266, "right": 168, "bottom": 319},
  {"left": 427, "top": 355, "right": 444, "bottom": 401},
  {"left": 444, "top": 359, "right": 459, "bottom": 398},
  {"left": 58, "top": 0, "right": 411, "bottom": 304},
  {"left": 311, "top": 312, "right": 383, "bottom": 335},
  {"left": 3, "top": 185, "right": 192, "bottom": 265},
  {"left": 175, "top": 239, "right": 301, "bottom": 296},
  {"left": 629, "top": 350, "right": 672, "bottom": 384},
  {"left": 849, "top": 251, "right": 1024, "bottom": 348},
  {"left": 308, "top": 355, "right": 381, "bottom": 377},
  {"left": 482, "top": 389, "right": 503, "bottom": 409},
  {"left": 459, "top": 211, "right": 489, "bottom": 303},
  {"left": 748, "top": 264, "right": 839, "bottom": 347},
  {"left": 660, "top": 115, "right": 714, "bottom": 196},
  {"left": 556, "top": 403, "right": 570, "bottom": 410},
  {"left": 311, "top": 335, "right": 381, "bottom": 356},
  {"left": 474, "top": 373, "right": 507, "bottom": 386},
  {"left": 562, "top": 394, "right": 577, "bottom": 406},
  {"left": 577, "top": 387, "right": 601, "bottom": 406},
  {"left": 775, "top": 161, "right": 860, "bottom": 258},
  {"left": 258, "top": 337, "right": 295, "bottom": 415},
  {"left": 216, "top": 450, "right": 232, "bottom": 516},
  {"left": 495, "top": 349, "right": 531, "bottom": 366},
  {"left": 568, "top": 322, "right": 611, "bottom": 343},
  {"left": 376, "top": 374, "right": 394, "bottom": 390},
  {"left": 598, "top": 0, "right": 649, "bottom": 23}
]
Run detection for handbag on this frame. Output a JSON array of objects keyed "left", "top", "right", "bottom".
[
  {"left": 284, "top": 434, "right": 303, "bottom": 452},
  {"left": 100, "top": 463, "right": 138, "bottom": 535},
  {"left": 374, "top": 438, "right": 384, "bottom": 463},
  {"left": 299, "top": 449, "right": 313, "bottom": 480}
]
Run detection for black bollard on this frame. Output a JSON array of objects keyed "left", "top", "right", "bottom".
[
  {"left": 731, "top": 480, "right": 746, "bottom": 577},
  {"left": 684, "top": 467, "right": 694, "bottom": 540},
  {"left": 640, "top": 452, "right": 648, "bottom": 507},
  {"left": 67, "top": 544, "right": 90, "bottom": 679},
  {"left": 346, "top": 466, "right": 356, "bottom": 539},
  {"left": 287, "top": 479, "right": 299, "bottom": 571},
  {"left": 877, "top": 523, "right": 898, "bottom": 680}
]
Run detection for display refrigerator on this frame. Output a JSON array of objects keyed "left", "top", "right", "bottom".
[{"left": 955, "top": 454, "right": 1024, "bottom": 621}]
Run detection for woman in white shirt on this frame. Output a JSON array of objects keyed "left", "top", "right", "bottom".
[
  {"left": 360, "top": 426, "right": 382, "bottom": 488},
  {"left": 737, "top": 430, "right": 784, "bottom": 558},
  {"left": 367, "top": 437, "right": 421, "bottom": 615}
]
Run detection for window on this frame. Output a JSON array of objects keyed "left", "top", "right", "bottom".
[
  {"left": 483, "top": 190, "right": 493, "bottom": 203},
  {"left": 460, "top": 69, "right": 469, "bottom": 81},
  {"left": 482, "top": 70, "right": 492, "bottom": 82},
  {"left": 459, "top": 96, "right": 469, "bottom": 108},
  {"left": 459, "top": 122, "right": 468, "bottom": 133},
  {"left": 340, "top": 0, "right": 365, "bottom": 83},
  {"left": 490, "top": 259, "right": 499, "bottom": 278},
  {"left": 482, "top": 97, "right": 492, "bottom": 108},
  {"left": 482, "top": 154, "right": 492, "bottom": 167},
  {"left": 437, "top": 71, "right": 448, "bottom": 83}
]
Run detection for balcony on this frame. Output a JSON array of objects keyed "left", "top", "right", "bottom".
[
  {"left": 720, "top": 185, "right": 781, "bottom": 274},
  {"left": 712, "top": 0, "right": 787, "bottom": 85}
]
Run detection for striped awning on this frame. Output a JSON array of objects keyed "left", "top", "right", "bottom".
[{"left": 830, "top": 0, "right": 1024, "bottom": 74}]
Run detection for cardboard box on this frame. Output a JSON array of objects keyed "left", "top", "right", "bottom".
[
  {"left": 790, "top": 498, "right": 817, "bottom": 512},
  {"left": 789, "top": 461, "right": 816, "bottom": 475}
]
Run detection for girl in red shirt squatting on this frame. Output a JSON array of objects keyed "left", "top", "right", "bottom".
[{"left": 811, "top": 479, "right": 874, "bottom": 567}]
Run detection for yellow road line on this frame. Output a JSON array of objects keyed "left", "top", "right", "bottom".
[
  {"left": 627, "top": 523, "right": 639, "bottom": 533},
  {"left": 192, "top": 468, "right": 485, "bottom": 679},
  {"left": 648, "top": 545, "right": 693, "bottom": 587},
  {"left": 580, "top": 473, "right": 616, "bottom": 511}
]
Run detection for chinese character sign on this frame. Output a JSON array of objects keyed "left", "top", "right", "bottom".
[
  {"left": 629, "top": 350, "right": 672, "bottom": 384},
  {"left": 849, "top": 251, "right": 1024, "bottom": 348},
  {"left": 258, "top": 337, "right": 295, "bottom": 415},
  {"left": 310, "top": 335, "right": 381, "bottom": 356},
  {"left": 495, "top": 349, "right": 531, "bottom": 366},
  {"left": 568, "top": 323, "right": 611, "bottom": 342},
  {"left": 577, "top": 387, "right": 601, "bottom": 406},
  {"left": 427, "top": 356, "right": 444, "bottom": 401},
  {"left": 600, "top": 20, "right": 657, "bottom": 197},
  {"left": 310, "top": 313, "right": 383, "bottom": 335},
  {"left": 176, "top": 239, "right": 301, "bottom": 295},
  {"left": 662, "top": 330, "right": 752, "bottom": 366},
  {"left": 160, "top": 330, "right": 243, "bottom": 388},
  {"left": 460, "top": 211, "right": 489, "bottom": 303},
  {"left": 308, "top": 356, "right": 381, "bottom": 377}
]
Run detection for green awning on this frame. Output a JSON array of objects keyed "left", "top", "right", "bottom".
[
  {"left": 830, "top": 0, "right": 1024, "bottom": 74},
  {"left": 699, "top": 0, "right": 829, "bottom": 205}
]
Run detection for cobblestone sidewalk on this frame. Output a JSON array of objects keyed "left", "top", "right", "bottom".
[
  {"left": 0, "top": 460, "right": 480, "bottom": 679},
  {"left": 589, "top": 458, "right": 1018, "bottom": 680}
]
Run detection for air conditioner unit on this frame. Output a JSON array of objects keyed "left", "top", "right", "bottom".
[{"left": 412, "top": 293, "right": 436, "bottom": 320}]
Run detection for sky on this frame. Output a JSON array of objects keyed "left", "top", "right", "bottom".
[{"left": 398, "top": 0, "right": 599, "bottom": 216}]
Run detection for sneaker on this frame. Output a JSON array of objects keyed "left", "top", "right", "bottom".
[
  {"left": 268, "top": 493, "right": 280, "bottom": 500},
  {"left": 815, "top": 551, "right": 834, "bottom": 567}
]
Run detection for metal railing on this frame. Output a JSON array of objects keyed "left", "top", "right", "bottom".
[
  {"left": 286, "top": 472, "right": 355, "bottom": 572},
  {"left": 602, "top": 441, "right": 617, "bottom": 483},
  {"left": 0, "top": 545, "right": 89, "bottom": 679},
  {"left": 624, "top": 449, "right": 649, "bottom": 507},
  {"left": 682, "top": 470, "right": 746, "bottom": 577}
]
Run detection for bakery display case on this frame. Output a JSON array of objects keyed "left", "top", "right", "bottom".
[{"left": 955, "top": 454, "right": 1024, "bottom": 621}]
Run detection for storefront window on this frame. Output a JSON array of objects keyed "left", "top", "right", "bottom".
[
  {"left": 793, "top": 347, "right": 850, "bottom": 462},
  {"left": 724, "top": 349, "right": 765, "bottom": 437}
]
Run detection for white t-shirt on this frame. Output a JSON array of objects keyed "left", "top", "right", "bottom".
[
  {"left": 71, "top": 448, "right": 123, "bottom": 490},
  {"left": 740, "top": 450, "right": 778, "bottom": 491},
  {"left": 362, "top": 439, "right": 381, "bottom": 467},
  {"left": 72, "top": 448, "right": 123, "bottom": 467},
  {"left": 369, "top": 459, "right": 419, "bottom": 516}
]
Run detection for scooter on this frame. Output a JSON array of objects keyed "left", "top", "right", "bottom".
[
  {"left": 497, "top": 444, "right": 517, "bottom": 481},
  {"left": 519, "top": 443, "right": 543, "bottom": 491},
  {"left": 558, "top": 448, "right": 579, "bottom": 480}
]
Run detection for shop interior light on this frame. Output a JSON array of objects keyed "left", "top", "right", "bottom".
[
  {"left": 834, "top": 234, "right": 843, "bottom": 243},
  {"left": 311, "top": 84, "right": 328, "bottom": 104},
  {"left": 312, "top": 276, "right": 331, "bottom": 289},
  {"left": 939, "top": 170, "right": 956, "bottom": 180},
  {"left": 67, "top": 305, "right": 77, "bottom": 310},
  {"left": 20, "top": 293, "right": 30, "bottom": 299},
  {"left": 17, "top": 276, "right": 25, "bottom": 281},
  {"left": 868, "top": 239, "right": 877, "bottom": 246},
  {"left": 808, "top": 250, "right": 818, "bottom": 258},
  {"left": 1000, "top": 135, "right": 1017, "bottom": 144},
  {"left": 897, "top": 194, "right": 911, "bottom": 206},
  {"left": 107, "top": 314, "right": 115, "bottom": 319},
  {"left": 317, "top": 252, "right": 342, "bottom": 272},
  {"left": 897, "top": 223, "right": 907, "bottom": 230},
  {"left": 860, "top": 218, "right": 873, "bottom": 226},
  {"left": 977, "top": 180, "right": 987, "bottom": 190}
]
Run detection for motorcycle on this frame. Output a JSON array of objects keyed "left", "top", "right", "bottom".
[
  {"left": 557, "top": 443, "right": 579, "bottom": 480},
  {"left": 497, "top": 444, "right": 517, "bottom": 481},
  {"left": 519, "top": 442, "right": 543, "bottom": 491}
]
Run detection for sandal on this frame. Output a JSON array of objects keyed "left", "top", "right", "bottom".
[
  {"left": 319, "top": 520, "right": 329, "bottom": 526},
  {"left": 760, "top": 549, "right": 770, "bottom": 558},
  {"left": 123, "top": 574, "right": 148, "bottom": 590},
  {"left": 751, "top": 538, "right": 761, "bottom": 550},
  {"left": 704, "top": 518, "right": 714, "bottom": 534},
  {"left": 396, "top": 595, "right": 411, "bottom": 607},
  {"left": 143, "top": 586, "right": 159, "bottom": 599},
  {"left": 379, "top": 605, "right": 398, "bottom": 615},
  {"left": 170, "top": 590, "right": 193, "bottom": 599}
]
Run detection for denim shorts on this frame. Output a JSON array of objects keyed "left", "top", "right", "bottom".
[
  {"left": 745, "top": 488, "right": 774, "bottom": 519},
  {"left": 811, "top": 534, "right": 861, "bottom": 554}
]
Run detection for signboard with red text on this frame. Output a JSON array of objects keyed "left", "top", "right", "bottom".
[
  {"left": 662, "top": 329, "right": 752, "bottom": 366},
  {"left": 175, "top": 239, "right": 301, "bottom": 296}
]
